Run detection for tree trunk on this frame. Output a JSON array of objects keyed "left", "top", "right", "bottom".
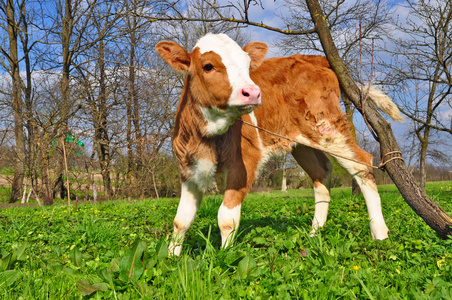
[
  {"left": 39, "top": 145, "right": 53, "bottom": 206},
  {"left": 415, "top": 61, "right": 440, "bottom": 192},
  {"left": 131, "top": 42, "right": 144, "bottom": 197},
  {"left": 126, "top": 65, "right": 134, "bottom": 196},
  {"left": 96, "top": 37, "right": 112, "bottom": 200},
  {"left": 85, "top": 146, "right": 95, "bottom": 201},
  {"left": 281, "top": 154, "right": 287, "bottom": 193},
  {"left": 93, "top": 180, "right": 97, "bottom": 204},
  {"left": 128, "top": 14, "right": 145, "bottom": 198},
  {"left": 7, "top": 0, "right": 26, "bottom": 203},
  {"left": 306, "top": 0, "right": 452, "bottom": 239},
  {"left": 54, "top": 0, "right": 72, "bottom": 200},
  {"left": 21, "top": 5, "right": 39, "bottom": 199},
  {"left": 419, "top": 132, "right": 429, "bottom": 191},
  {"left": 342, "top": 91, "right": 361, "bottom": 195},
  {"left": 128, "top": 27, "right": 138, "bottom": 195}
]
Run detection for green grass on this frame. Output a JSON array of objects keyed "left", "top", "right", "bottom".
[
  {"left": 0, "top": 168, "right": 14, "bottom": 176},
  {"left": 0, "top": 182, "right": 452, "bottom": 299},
  {"left": 0, "top": 187, "right": 11, "bottom": 203}
]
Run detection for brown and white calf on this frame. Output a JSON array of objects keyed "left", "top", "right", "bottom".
[{"left": 155, "top": 33, "right": 402, "bottom": 255}]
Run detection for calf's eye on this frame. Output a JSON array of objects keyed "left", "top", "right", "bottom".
[{"left": 203, "top": 64, "right": 214, "bottom": 72}]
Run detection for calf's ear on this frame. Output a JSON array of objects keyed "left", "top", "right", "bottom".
[
  {"left": 155, "top": 41, "right": 191, "bottom": 73},
  {"left": 243, "top": 42, "right": 268, "bottom": 70}
]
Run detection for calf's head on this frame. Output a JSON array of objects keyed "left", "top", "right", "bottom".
[{"left": 155, "top": 33, "right": 268, "bottom": 136}]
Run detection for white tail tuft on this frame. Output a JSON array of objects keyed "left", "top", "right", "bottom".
[{"left": 361, "top": 85, "right": 404, "bottom": 122}]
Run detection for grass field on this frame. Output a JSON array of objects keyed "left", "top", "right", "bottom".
[{"left": 1, "top": 182, "right": 452, "bottom": 299}]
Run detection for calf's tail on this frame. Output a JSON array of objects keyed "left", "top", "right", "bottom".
[{"left": 361, "top": 85, "right": 404, "bottom": 122}]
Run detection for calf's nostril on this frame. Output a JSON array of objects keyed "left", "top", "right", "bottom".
[{"left": 240, "top": 86, "right": 261, "bottom": 104}]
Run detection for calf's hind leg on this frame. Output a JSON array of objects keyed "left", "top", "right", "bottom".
[
  {"left": 333, "top": 145, "right": 389, "bottom": 240},
  {"left": 291, "top": 145, "right": 333, "bottom": 235}
]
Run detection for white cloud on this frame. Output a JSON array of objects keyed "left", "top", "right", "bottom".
[{"left": 438, "top": 109, "right": 452, "bottom": 122}]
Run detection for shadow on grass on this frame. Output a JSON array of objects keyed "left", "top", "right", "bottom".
[{"left": 186, "top": 213, "right": 310, "bottom": 254}]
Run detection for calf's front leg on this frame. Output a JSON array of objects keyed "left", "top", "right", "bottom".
[
  {"left": 218, "top": 189, "right": 246, "bottom": 248},
  {"left": 218, "top": 151, "right": 256, "bottom": 248},
  {"left": 169, "top": 181, "right": 202, "bottom": 256}
]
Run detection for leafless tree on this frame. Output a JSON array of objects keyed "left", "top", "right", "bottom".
[
  {"left": 19, "top": 0, "right": 43, "bottom": 201},
  {"left": 41, "top": 0, "right": 102, "bottom": 201},
  {"left": 0, "top": 0, "right": 26, "bottom": 203},
  {"left": 81, "top": 1, "right": 122, "bottom": 200},
  {"left": 383, "top": 0, "right": 452, "bottom": 190}
]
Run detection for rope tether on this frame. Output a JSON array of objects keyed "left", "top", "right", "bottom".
[
  {"left": 237, "top": 118, "right": 404, "bottom": 170},
  {"left": 379, "top": 151, "right": 404, "bottom": 169}
]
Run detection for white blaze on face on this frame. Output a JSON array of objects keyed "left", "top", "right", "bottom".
[{"left": 194, "top": 34, "right": 261, "bottom": 106}]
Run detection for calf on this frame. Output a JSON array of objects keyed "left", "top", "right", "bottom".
[{"left": 155, "top": 33, "right": 402, "bottom": 255}]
